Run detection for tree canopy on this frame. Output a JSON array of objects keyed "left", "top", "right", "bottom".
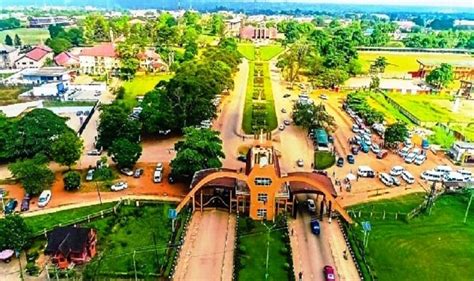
[
  {"left": 384, "top": 122, "right": 409, "bottom": 147},
  {"left": 9, "top": 156, "right": 55, "bottom": 195},
  {"left": 51, "top": 131, "right": 84, "bottom": 168},
  {"left": 0, "top": 215, "right": 32, "bottom": 251},
  {"left": 109, "top": 138, "right": 142, "bottom": 169},
  {"left": 426, "top": 63, "right": 454, "bottom": 89},
  {"left": 292, "top": 102, "right": 336, "bottom": 132},
  {"left": 97, "top": 103, "right": 141, "bottom": 149}
]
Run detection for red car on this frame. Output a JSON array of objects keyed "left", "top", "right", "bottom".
[{"left": 323, "top": 265, "right": 336, "bottom": 281}]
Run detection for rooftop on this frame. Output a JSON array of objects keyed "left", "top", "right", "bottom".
[
  {"left": 24, "top": 45, "right": 52, "bottom": 61},
  {"left": 23, "top": 67, "right": 69, "bottom": 77},
  {"left": 417, "top": 59, "right": 474, "bottom": 68},
  {"left": 80, "top": 43, "right": 117, "bottom": 58},
  {"left": 54, "top": 51, "right": 79, "bottom": 66}
]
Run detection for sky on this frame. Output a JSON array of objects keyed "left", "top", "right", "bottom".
[{"left": 289, "top": 0, "right": 473, "bottom": 7}]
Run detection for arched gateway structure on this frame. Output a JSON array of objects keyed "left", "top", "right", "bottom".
[{"left": 176, "top": 139, "right": 352, "bottom": 223}]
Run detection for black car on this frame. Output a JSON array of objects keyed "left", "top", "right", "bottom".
[
  {"left": 20, "top": 194, "right": 31, "bottom": 212},
  {"left": 351, "top": 146, "right": 360, "bottom": 155},
  {"left": 4, "top": 199, "right": 18, "bottom": 215},
  {"left": 168, "top": 175, "right": 175, "bottom": 184},
  {"left": 328, "top": 135, "right": 334, "bottom": 143},
  {"left": 133, "top": 168, "right": 144, "bottom": 178},
  {"left": 237, "top": 155, "right": 247, "bottom": 162},
  {"left": 347, "top": 154, "right": 355, "bottom": 164},
  {"left": 336, "top": 157, "right": 344, "bottom": 167},
  {"left": 283, "top": 94, "right": 291, "bottom": 98}
]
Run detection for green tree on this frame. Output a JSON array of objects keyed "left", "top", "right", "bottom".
[
  {"left": 46, "top": 37, "right": 72, "bottom": 54},
  {"left": 373, "top": 56, "right": 387, "bottom": 73},
  {"left": 97, "top": 103, "right": 141, "bottom": 149},
  {"left": 117, "top": 41, "right": 140, "bottom": 80},
  {"left": 9, "top": 156, "right": 55, "bottom": 195},
  {"left": 276, "top": 41, "right": 311, "bottom": 83},
  {"left": 48, "top": 24, "right": 65, "bottom": 38},
  {"left": 4, "top": 34, "right": 13, "bottom": 46},
  {"left": 384, "top": 122, "right": 409, "bottom": 147},
  {"left": 292, "top": 102, "right": 336, "bottom": 132},
  {"left": 108, "top": 138, "right": 142, "bottom": 169},
  {"left": 314, "top": 68, "right": 349, "bottom": 89},
  {"left": 51, "top": 131, "right": 83, "bottom": 169},
  {"left": 0, "top": 215, "right": 32, "bottom": 251},
  {"left": 209, "top": 14, "right": 225, "bottom": 36},
  {"left": 370, "top": 76, "right": 380, "bottom": 90},
  {"left": 171, "top": 127, "right": 225, "bottom": 179},
  {"left": 426, "top": 63, "right": 454, "bottom": 89},
  {"left": 14, "top": 34, "right": 21, "bottom": 47},
  {"left": 63, "top": 171, "right": 81, "bottom": 191}
]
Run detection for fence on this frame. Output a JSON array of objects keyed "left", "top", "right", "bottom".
[{"left": 348, "top": 209, "right": 409, "bottom": 222}]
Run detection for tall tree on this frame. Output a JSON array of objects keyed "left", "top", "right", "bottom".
[
  {"left": 384, "top": 122, "right": 409, "bottom": 147},
  {"left": 46, "top": 37, "right": 72, "bottom": 54},
  {"left": 373, "top": 56, "right": 387, "bottom": 73},
  {"left": 170, "top": 127, "right": 225, "bottom": 179},
  {"left": 9, "top": 156, "right": 55, "bottom": 195},
  {"left": 109, "top": 138, "right": 142, "bottom": 169},
  {"left": 51, "top": 131, "right": 83, "bottom": 169},
  {"left": 13, "top": 34, "right": 21, "bottom": 47},
  {"left": 276, "top": 41, "right": 311, "bottom": 83},
  {"left": 426, "top": 63, "right": 454, "bottom": 89},
  {"left": 97, "top": 103, "right": 141, "bottom": 149},
  {"left": 4, "top": 34, "right": 13, "bottom": 46},
  {"left": 117, "top": 41, "right": 140, "bottom": 80},
  {"left": 0, "top": 215, "right": 32, "bottom": 251},
  {"left": 292, "top": 102, "right": 336, "bottom": 132}
]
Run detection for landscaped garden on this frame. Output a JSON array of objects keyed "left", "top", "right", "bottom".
[
  {"left": 346, "top": 193, "right": 474, "bottom": 281},
  {"left": 314, "top": 151, "right": 335, "bottom": 170},
  {"left": 235, "top": 216, "right": 293, "bottom": 281},
  {"left": 121, "top": 73, "right": 173, "bottom": 107}
]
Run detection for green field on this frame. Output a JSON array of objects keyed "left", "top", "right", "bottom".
[
  {"left": 259, "top": 45, "right": 285, "bottom": 61},
  {"left": 0, "top": 86, "right": 30, "bottom": 105},
  {"left": 358, "top": 51, "right": 474, "bottom": 76},
  {"left": 237, "top": 217, "right": 292, "bottom": 281},
  {"left": 0, "top": 28, "right": 50, "bottom": 45},
  {"left": 314, "top": 151, "right": 335, "bottom": 170},
  {"left": 242, "top": 62, "right": 255, "bottom": 133},
  {"left": 367, "top": 92, "right": 415, "bottom": 125},
  {"left": 389, "top": 93, "right": 474, "bottom": 124},
  {"left": 25, "top": 202, "right": 116, "bottom": 234},
  {"left": 121, "top": 73, "right": 173, "bottom": 107},
  {"left": 238, "top": 43, "right": 256, "bottom": 61},
  {"left": 348, "top": 193, "right": 474, "bottom": 281}
]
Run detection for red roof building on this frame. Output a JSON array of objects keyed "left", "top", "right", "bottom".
[
  {"left": 80, "top": 43, "right": 117, "bottom": 58},
  {"left": 137, "top": 49, "right": 168, "bottom": 72},
  {"left": 54, "top": 51, "right": 79, "bottom": 68},
  {"left": 15, "top": 45, "right": 53, "bottom": 69},
  {"left": 239, "top": 26, "right": 279, "bottom": 40},
  {"left": 79, "top": 43, "right": 120, "bottom": 75}
]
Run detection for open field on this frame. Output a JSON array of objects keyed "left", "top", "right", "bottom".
[
  {"left": 122, "top": 73, "right": 173, "bottom": 107},
  {"left": 0, "top": 28, "right": 50, "bottom": 45},
  {"left": 238, "top": 43, "right": 256, "bottom": 61},
  {"left": 0, "top": 86, "right": 29, "bottom": 105},
  {"left": 358, "top": 51, "right": 474, "bottom": 77},
  {"left": 237, "top": 217, "right": 292, "bottom": 281},
  {"left": 259, "top": 45, "right": 285, "bottom": 61},
  {"left": 348, "top": 193, "right": 474, "bottom": 281},
  {"left": 367, "top": 92, "right": 415, "bottom": 125},
  {"left": 389, "top": 93, "right": 474, "bottom": 123}
]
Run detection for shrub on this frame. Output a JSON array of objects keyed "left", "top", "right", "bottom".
[
  {"left": 93, "top": 167, "right": 115, "bottom": 181},
  {"left": 26, "top": 262, "right": 39, "bottom": 276},
  {"left": 63, "top": 171, "right": 81, "bottom": 191}
]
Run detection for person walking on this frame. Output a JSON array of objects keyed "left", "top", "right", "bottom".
[{"left": 298, "top": 271, "right": 303, "bottom": 281}]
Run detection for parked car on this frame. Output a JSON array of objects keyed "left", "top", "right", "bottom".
[
  {"left": 133, "top": 168, "right": 144, "bottom": 178},
  {"left": 20, "top": 194, "right": 31, "bottom": 212},
  {"left": 86, "top": 169, "right": 94, "bottom": 181},
  {"left": 120, "top": 168, "right": 134, "bottom": 176},
  {"left": 363, "top": 135, "right": 372, "bottom": 146},
  {"left": 370, "top": 143, "right": 380, "bottom": 154},
  {"left": 389, "top": 166, "right": 405, "bottom": 176},
  {"left": 310, "top": 219, "right": 321, "bottom": 235},
  {"left": 398, "top": 147, "right": 410, "bottom": 158},
  {"left": 404, "top": 152, "right": 417, "bottom": 164},
  {"left": 111, "top": 181, "right": 128, "bottom": 191},
  {"left": 360, "top": 142, "right": 369, "bottom": 153},
  {"left": 336, "top": 157, "right": 344, "bottom": 167},
  {"left": 379, "top": 173, "right": 394, "bottom": 187},
  {"left": 38, "top": 190, "right": 52, "bottom": 207},
  {"left": 281, "top": 108, "right": 287, "bottom": 113},
  {"left": 283, "top": 93, "right": 291, "bottom": 98},
  {"left": 156, "top": 162, "right": 164, "bottom": 171},
  {"left": 351, "top": 146, "right": 360, "bottom": 155},
  {"left": 420, "top": 170, "right": 444, "bottom": 182},
  {"left": 414, "top": 154, "right": 426, "bottom": 165},
  {"left": 323, "top": 265, "right": 336, "bottom": 281},
  {"left": 358, "top": 166, "right": 375, "bottom": 178},
  {"left": 153, "top": 170, "right": 163, "bottom": 183},
  {"left": 4, "top": 199, "right": 17, "bottom": 214},
  {"left": 391, "top": 176, "right": 401, "bottom": 186},
  {"left": 237, "top": 155, "right": 247, "bottom": 162},
  {"left": 284, "top": 119, "right": 291, "bottom": 126},
  {"left": 347, "top": 154, "right": 355, "bottom": 164},
  {"left": 296, "top": 159, "right": 304, "bottom": 167},
  {"left": 319, "top": 94, "right": 328, "bottom": 100},
  {"left": 87, "top": 148, "right": 102, "bottom": 156},
  {"left": 307, "top": 199, "right": 316, "bottom": 213},
  {"left": 434, "top": 165, "right": 452, "bottom": 174},
  {"left": 0, "top": 249, "right": 14, "bottom": 263},
  {"left": 279, "top": 124, "right": 285, "bottom": 131},
  {"left": 352, "top": 124, "right": 360, "bottom": 133},
  {"left": 376, "top": 150, "right": 388, "bottom": 159},
  {"left": 168, "top": 174, "right": 176, "bottom": 184},
  {"left": 401, "top": 171, "right": 415, "bottom": 184},
  {"left": 328, "top": 135, "right": 334, "bottom": 143}
]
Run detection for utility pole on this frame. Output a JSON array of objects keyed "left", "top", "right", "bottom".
[
  {"left": 262, "top": 221, "right": 276, "bottom": 280},
  {"left": 96, "top": 182, "right": 102, "bottom": 205},
  {"left": 463, "top": 190, "right": 473, "bottom": 224}
]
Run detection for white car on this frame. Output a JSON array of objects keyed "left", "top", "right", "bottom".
[
  {"left": 307, "top": 199, "right": 316, "bottom": 212},
  {"left": 156, "top": 162, "right": 164, "bottom": 171},
  {"left": 38, "top": 190, "right": 52, "bottom": 207},
  {"left": 401, "top": 171, "right": 415, "bottom": 184},
  {"left": 389, "top": 166, "right": 405, "bottom": 176},
  {"left": 352, "top": 124, "right": 360, "bottom": 133},
  {"left": 414, "top": 154, "right": 426, "bottom": 165},
  {"left": 279, "top": 124, "right": 285, "bottom": 131},
  {"left": 404, "top": 153, "right": 417, "bottom": 164},
  {"left": 421, "top": 170, "right": 444, "bottom": 182},
  {"left": 296, "top": 159, "right": 304, "bottom": 167},
  {"left": 398, "top": 147, "right": 410, "bottom": 158},
  {"left": 111, "top": 182, "right": 128, "bottom": 191},
  {"left": 371, "top": 143, "right": 380, "bottom": 154},
  {"left": 379, "top": 173, "right": 394, "bottom": 187}
]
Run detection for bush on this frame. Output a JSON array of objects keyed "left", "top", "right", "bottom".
[
  {"left": 26, "top": 262, "right": 39, "bottom": 276},
  {"left": 63, "top": 171, "right": 81, "bottom": 191},
  {"left": 93, "top": 167, "right": 115, "bottom": 181},
  {"left": 314, "top": 151, "right": 336, "bottom": 170}
]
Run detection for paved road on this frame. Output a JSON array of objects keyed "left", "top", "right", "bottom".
[
  {"left": 290, "top": 195, "right": 360, "bottom": 281},
  {"left": 173, "top": 210, "right": 235, "bottom": 281}
]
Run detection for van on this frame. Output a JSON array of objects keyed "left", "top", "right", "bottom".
[
  {"left": 398, "top": 147, "right": 410, "bottom": 158},
  {"left": 363, "top": 135, "right": 372, "bottom": 146},
  {"left": 401, "top": 171, "right": 415, "bottom": 184},
  {"left": 443, "top": 172, "right": 466, "bottom": 183},
  {"left": 352, "top": 124, "right": 360, "bottom": 133},
  {"left": 414, "top": 154, "right": 426, "bottom": 165},
  {"left": 404, "top": 138, "right": 413, "bottom": 148},
  {"left": 420, "top": 170, "right": 444, "bottom": 182},
  {"left": 379, "top": 173, "right": 394, "bottom": 187},
  {"left": 376, "top": 150, "right": 388, "bottom": 159},
  {"left": 153, "top": 170, "right": 162, "bottom": 183},
  {"left": 358, "top": 166, "right": 375, "bottom": 178},
  {"left": 434, "top": 165, "right": 452, "bottom": 174},
  {"left": 457, "top": 169, "right": 472, "bottom": 180}
]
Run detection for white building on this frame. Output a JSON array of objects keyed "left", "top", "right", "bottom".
[
  {"left": 79, "top": 43, "right": 120, "bottom": 75},
  {"left": 0, "top": 44, "right": 19, "bottom": 69},
  {"left": 449, "top": 142, "right": 474, "bottom": 165},
  {"left": 15, "top": 45, "right": 53, "bottom": 69}
]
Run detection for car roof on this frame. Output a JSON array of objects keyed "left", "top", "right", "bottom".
[{"left": 392, "top": 166, "right": 404, "bottom": 169}]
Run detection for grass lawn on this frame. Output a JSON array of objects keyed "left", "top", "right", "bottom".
[
  {"left": 358, "top": 51, "right": 474, "bottom": 77},
  {"left": 349, "top": 193, "right": 425, "bottom": 214},
  {"left": 262, "top": 62, "right": 278, "bottom": 131},
  {"left": 84, "top": 203, "right": 174, "bottom": 277},
  {"left": 0, "top": 73, "right": 14, "bottom": 79},
  {"left": 121, "top": 73, "right": 173, "bottom": 107},
  {"left": 367, "top": 92, "right": 415, "bottom": 126},
  {"left": 238, "top": 43, "right": 256, "bottom": 61},
  {"left": 451, "top": 124, "right": 474, "bottom": 142},
  {"left": 0, "top": 86, "right": 29, "bottom": 105},
  {"left": 314, "top": 151, "right": 335, "bottom": 170},
  {"left": 237, "top": 217, "right": 292, "bottom": 281},
  {"left": 0, "top": 28, "right": 50, "bottom": 45},
  {"left": 348, "top": 193, "right": 474, "bottom": 281},
  {"left": 242, "top": 62, "right": 255, "bottom": 134},
  {"left": 388, "top": 93, "right": 474, "bottom": 124},
  {"left": 259, "top": 45, "right": 285, "bottom": 61},
  {"left": 25, "top": 202, "right": 116, "bottom": 234}
]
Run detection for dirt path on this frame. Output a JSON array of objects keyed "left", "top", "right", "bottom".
[{"left": 173, "top": 210, "right": 235, "bottom": 281}]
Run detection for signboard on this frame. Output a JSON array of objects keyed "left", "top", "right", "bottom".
[
  {"left": 362, "top": 221, "right": 372, "bottom": 232},
  {"left": 168, "top": 209, "right": 177, "bottom": 219}
]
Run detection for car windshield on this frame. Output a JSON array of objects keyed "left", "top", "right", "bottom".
[{"left": 39, "top": 197, "right": 46, "bottom": 202}]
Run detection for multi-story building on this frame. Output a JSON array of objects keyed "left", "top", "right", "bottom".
[
  {"left": 79, "top": 43, "right": 120, "bottom": 76},
  {"left": 239, "top": 25, "right": 280, "bottom": 41},
  {"left": 54, "top": 51, "right": 79, "bottom": 68},
  {"left": 29, "top": 16, "right": 72, "bottom": 28},
  {"left": 137, "top": 49, "right": 168, "bottom": 72},
  {"left": 0, "top": 44, "right": 19, "bottom": 69},
  {"left": 15, "top": 45, "right": 53, "bottom": 69}
]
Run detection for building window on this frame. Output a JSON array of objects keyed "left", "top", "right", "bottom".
[
  {"left": 254, "top": 177, "right": 272, "bottom": 186},
  {"left": 257, "top": 208, "right": 267, "bottom": 218},
  {"left": 257, "top": 193, "right": 268, "bottom": 202}
]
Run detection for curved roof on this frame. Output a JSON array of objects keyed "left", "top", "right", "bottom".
[{"left": 285, "top": 172, "right": 336, "bottom": 197}]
